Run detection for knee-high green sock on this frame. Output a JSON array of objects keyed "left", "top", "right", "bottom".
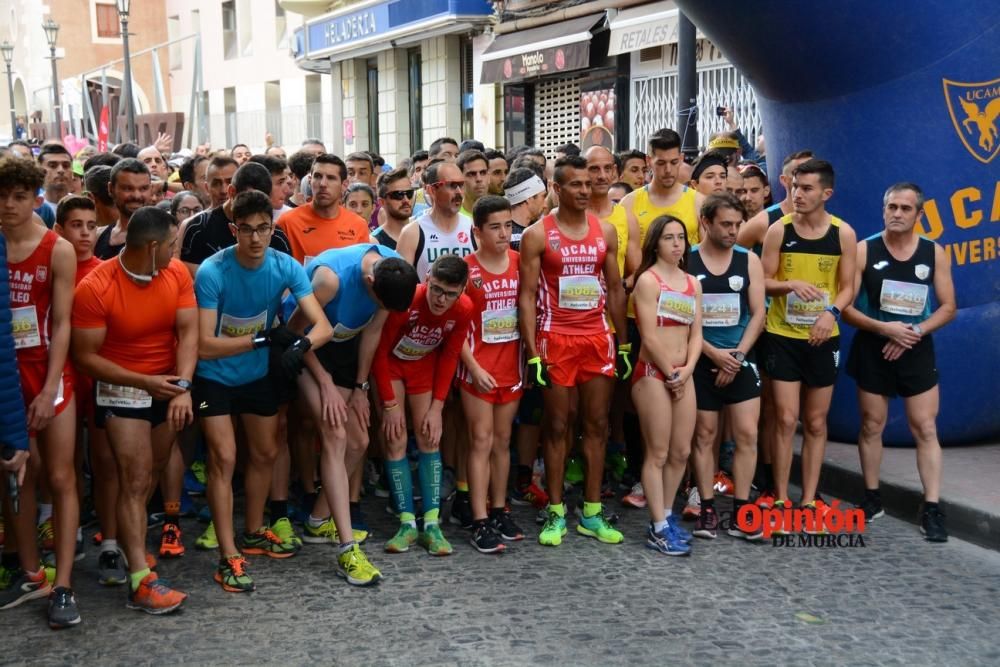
[
  {"left": 385, "top": 458, "right": 416, "bottom": 523},
  {"left": 418, "top": 451, "right": 442, "bottom": 524}
]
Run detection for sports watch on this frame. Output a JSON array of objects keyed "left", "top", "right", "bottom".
[{"left": 825, "top": 305, "right": 842, "bottom": 320}]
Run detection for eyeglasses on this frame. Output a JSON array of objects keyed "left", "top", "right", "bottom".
[
  {"left": 177, "top": 206, "right": 203, "bottom": 217},
  {"left": 429, "top": 180, "right": 465, "bottom": 191},
  {"left": 232, "top": 224, "right": 273, "bottom": 238},
  {"left": 384, "top": 189, "right": 415, "bottom": 201},
  {"left": 428, "top": 282, "right": 462, "bottom": 300}
]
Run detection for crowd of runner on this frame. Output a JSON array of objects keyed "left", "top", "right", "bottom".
[{"left": 0, "top": 118, "right": 955, "bottom": 629}]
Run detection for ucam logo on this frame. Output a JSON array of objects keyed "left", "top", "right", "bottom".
[{"left": 943, "top": 76, "right": 1000, "bottom": 164}]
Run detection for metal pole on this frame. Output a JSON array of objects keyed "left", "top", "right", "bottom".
[
  {"left": 121, "top": 15, "right": 136, "bottom": 142},
  {"left": 676, "top": 11, "right": 698, "bottom": 160},
  {"left": 5, "top": 64, "right": 16, "bottom": 137},
  {"left": 50, "top": 46, "right": 63, "bottom": 140}
]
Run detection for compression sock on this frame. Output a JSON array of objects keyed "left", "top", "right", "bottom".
[
  {"left": 418, "top": 451, "right": 442, "bottom": 519},
  {"left": 385, "top": 458, "right": 415, "bottom": 517}
]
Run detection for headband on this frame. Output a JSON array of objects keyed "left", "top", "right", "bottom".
[
  {"left": 504, "top": 175, "right": 546, "bottom": 205},
  {"left": 692, "top": 154, "right": 729, "bottom": 182}
]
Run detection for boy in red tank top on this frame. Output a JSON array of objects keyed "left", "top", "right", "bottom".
[
  {"left": 518, "top": 156, "right": 630, "bottom": 547},
  {"left": 0, "top": 157, "right": 81, "bottom": 628},
  {"left": 459, "top": 196, "right": 525, "bottom": 553}
]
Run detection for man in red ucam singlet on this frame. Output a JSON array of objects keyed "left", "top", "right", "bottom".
[{"left": 518, "top": 155, "right": 630, "bottom": 547}]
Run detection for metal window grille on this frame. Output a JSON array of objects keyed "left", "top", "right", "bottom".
[{"left": 533, "top": 75, "right": 582, "bottom": 159}]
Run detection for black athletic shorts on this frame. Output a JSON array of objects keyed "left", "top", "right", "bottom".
[
  {"left": 94, "top": 395, "right": 170, "bottom": 428},
  {"left": 193, "top": 375, "right": 279, "bottom": 418},
  {"left": 516, "top": 385, "right": 544, "bottom": 425},
  {"left": 693, "top": 353, "right": 762, "bottom": 411},
  {"left": 763, "top": 333, "right": 840, "bottom": 388},
  {"left": 847, "top": 330, "right": 937, "bottom": 398},
  {"left": 268, "top": 343, "right": 298, "bottom": 405},
  {"left": 314, "top": 337, "right": 362, "bottom": 390}
]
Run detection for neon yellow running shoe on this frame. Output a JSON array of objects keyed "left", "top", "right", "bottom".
[
  {"left": 384, "top": 523, "right": 419, "bottom": 553},
  {"left": 418, "top": 524, "right": 452, "bottom": 556},
  {"left": 577, "top": 511, "right": 624, "bottom": 544},
  {"left": 538, "top": 511, "right": 568, "bottom": 546},
  {"left": 303, "top": 518, "right": 368, "bottom": 545},
  {"left": 270, "top": 517, "right": 304, "bottom": 548},
  {"left": 195, "top": 521, "right": 219, "bottom": 550},
  {"left": 336, "top": 544, "right": 382, "bottom": 586}
]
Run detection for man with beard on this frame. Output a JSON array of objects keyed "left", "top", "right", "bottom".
[{"left": 94, "top": 159, "right": 152, "bottom": 260}]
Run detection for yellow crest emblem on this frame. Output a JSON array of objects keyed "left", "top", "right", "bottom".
[{"left": 942, "top": 77, "right": 1000, "bottom": 164}]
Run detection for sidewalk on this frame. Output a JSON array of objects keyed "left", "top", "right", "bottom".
[{"left": 792, "top": 436, "right": 1000, "bottom": 551}]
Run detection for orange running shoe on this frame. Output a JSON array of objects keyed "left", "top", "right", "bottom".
[
  {"left": 511, "top": 482, "right": 549, "bottom": 510},
  {"left": 240, "top": 528, "right": 299, "bottom": 559},
  {"left": 713, "top": 471, "right": 735, "bottom": 497},
  {"left": 92, "top": 531, "right": 103, "bottom": 546},
  {"left": 126, "top": 572, "right": 187, "bottom": 614},
  {"left": 755, "top": 489, "right": 777, "bottom": 509},
  {"left": 682, "top": 486, "right": 701, "bottom": 520},
  {"left": 159, "top": 523, "right": 185, "bottom": 558},
  {"left": 214, "top": 555, "right": 255, "bottom": 593},
  {"left": 145, "top": 553, "right": 158, "bottom": 570}
]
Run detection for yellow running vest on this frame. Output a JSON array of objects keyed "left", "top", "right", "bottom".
[{"left": 603, "top": 203, "right": 629, "bottom": 276}]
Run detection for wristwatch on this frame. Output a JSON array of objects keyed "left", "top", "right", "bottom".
[
  {"left": 170, "top": 379, "right": 192, "bottom": 391},
  {"left": 825, "top": 305, "right": 842, "bottom": 320},
  {"left": 355, "top": 381, "right": 370, "bottom": 391},
  {"left": 912, "top": 324, "right": 924, "bottom": 336},
  {"left": 730, "top": 351, "right": 746, "bottom": 363}
]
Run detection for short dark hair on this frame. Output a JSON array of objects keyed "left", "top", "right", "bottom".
[
  {"left": 472, "top": 194, "right": 511, "bottom": 228},
  {"left": 85, "top": 165, "right": 115, "bottom": 206},
  {"left": 287, "top": 151, "right": 315, "bottom": 179},
  {"left": 792, "top": 158, "right": 835, "bottom": 189},
  {"left": 312, "top": 153, "right": 347, "bottom": 181},
  {"left": 372, "top": 257, "right": 419, "bottom": 311},
  {"left": 126, "top": 206, "right": 176, "bottom": 248},
  {"left": 883, "top": 182, "right": 925, "bottom": 210},
  {"left": 110, "top": 158, "right": 151, "bottom": 188},
  {"left": 520, "top": 147, "right": 546, "bottom": 162},
  {"left": 378, "top": 167, "right": 411, "bottom": 198},
  {"left": 232, "top": 189, "right": 274, "bottom": 223},
  {"left": 170, "top": 190, "right": 201, "bottom": 219},
  {"left": 408, "top": 150, "right": 429, "bottom": 177},
  {"left": 178, "top": 155, "right": 207, "bottom": 184},
  {"left": 701, "top": 192, "right": 747, "bottom": 222},
  {"left": 648, "top": 129, "right": 681, "bottom": 153},
  {"left": 429, "top": 254, "right": 468, "bottom": 286},
  {"left": 208, "top": 155, "right": 239, "bottom": 174},
  {"left": 84, "top": 152, "right": 121, "bottom": 171},
  {"left": 365, "top": 151, "right": 384, "bottom": 168},
  {"left": 459, "top": 139, "right": 486, "bottom": 154},
  {"left": 556, "top": 143, "right": 580, "bottom": 157},
  {"left": 345, "top": 152, "right": 375, "bottom": 170},
  {"left": 609, "top": 181, "right": 633, "bottom": 195},
  {"left": 504, "top": 144, "right": 529, "bottom": 165},
  {"left": 457, "top": 150, "right": 488, "bottom": 173},
  {"left": 508, "top": 158, "right": 545, "bottom": 182},
  {"left": 112, "top": 142, "right": 140, "bottom": 158},
  {"left": 429, "top": 136, "right": 459, "bottom": 158},
  {"left": 230, "top": 143, "right": 250, "bottom": 156},
  {"left": 8, "top": 139, "right": 30, "bottom": 150},
  {"left": 781, "top": 149, "right": 815, "bottom": 174},
  {"left": 38, "top": 143, "right": 71, "bottom": 163},
  {"left": 484, "top": 149, "right": 505, "bottom": 163},
  {"left": 618, "top": 149, "right": 646, "bottom": 171},
  {"left": 0, "top": 156, "right": 44, "bottom": 193},
  {"left": 553, "top": 155, "right": 589, "bottom": 185},
  {"left": 56, "top": 194, "right": 96, "bottom": 226},
  {"left": 302, "top": 138, "right": 325, "bottom": 148},
  {"left": 343, "top": 182, "right": 375, "bottom": 204},
  {"left": 248, "top": 153, "right": 287, "bottom": 176},
  {"left": 232, "top": 162, "right": 273, "bottom": 195}
]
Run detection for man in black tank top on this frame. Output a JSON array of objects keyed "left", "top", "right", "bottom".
[
  {"left": 94, "top": 159, "right": 153, "bottom": 260},
  {"left": 843, "top": 183, "right": 956, "bottom": 542},
  {"left": 688, "top": 193, "right": 767, "bottom": 540}
]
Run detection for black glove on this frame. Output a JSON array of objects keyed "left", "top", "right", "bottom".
[
  {"left": 526, "top": 356, "right": 549, "bottom": 388},
  {"left": 615, "top": 342, "right": 633, "bottom": 381},
  {"left": 280, "top": 336, "right": 312, "bottom": 378},
  {"left": 252, "top": 326, "right": 299, "bottom": 350}
]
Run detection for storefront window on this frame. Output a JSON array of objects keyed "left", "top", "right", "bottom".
[
  {"left": 367, "top": 58, "right": 380, "bottom": 154},
  {"left": 408, "top": 48, "right": 422, "bottom": 156},
  {"left": 504, "top": 85, "right": 529, "bottom": 149},
  {"left": 461, "top": 39, "right": 474, "bottom": 141}
]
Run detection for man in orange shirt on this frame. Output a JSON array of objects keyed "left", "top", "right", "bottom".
[
  {"left": 72, "top": 206, "right": 198, "bottom": 615},
  {"left": 276, "top": 154, "right": 373, "bottom": 265}
]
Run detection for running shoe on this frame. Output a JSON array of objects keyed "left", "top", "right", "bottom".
[
  {"left": 215, "top": 555, "right": 255, "bottom": 592},
  {"left": 538, "top": 510, "right": 568, "bottom": 546},
  {"left": 241, "top": 527, "right": 299, "bottom": 559},
  {"left": 195, "top": 521, "right": 218, "bottom": 550},
  {"left": 449, "top": 493, "right": 474, "bottom": 530},
  {"left": 190, "top": 461, "right": 207, "bottom": 485},
  {"left": 270, "top": 517, "right": 304, "bottom": 549},
  {"left": 564, "top": 457, "right": 584, "bottom": 485},
  {"left": 470, "top": 521, "right": 506, "bottom": 553},
  {"left": 336, "top": 544, "right": 383, "bottom": 586},
  {"left": 682, "top": 486, "right": 701, "bottom": 520},
  {"left": 384, "top": 524, "right": 419, "bottom": 553},
  {"left": 667, "top": 514, "right": 693, "bottom": 544},
  {"left": 127, "top": 572, "right": 186, "bottom": 614},
  {"left": 418, "top": 524, "right": 453, "bottom": 556},
  {"left": 0, "top": 568, "right": 51, "bottom": 609},
  {"left": 860, "top": 495, "right": 885, "bottom": 523},
  {"left": 42, "top": 538, "right": 84, "bottom": 568},
  {"left": 770, "top": 499, "right": 792, "bottom": 535},
  {"left": 159, "top": 523, "right": 185, "bottom": 558},
  {"left": 184, "top": 468, "right": 206, "bottom": 495},
  {"left": 489, "top": 510, "right": 524, "bottom": 542},
  {"left": 97, "top": 549, "right": 127, "bottom": 586},
  {"left": 921, "top": 505, "right": 948, "bottom": 543},
  {"left": 693, "top": 506, "right": 719, "bottom": 539},
  {"left": 48, "top": 586, "right": 82, "bottom": 629},
  {"left": 622, "top": 482, "right": 647, "bottom": 509},
  {"left": 146, "top": 511, "right": 165, "bottom": 529},
  {"left": 510, "top": 482, "right": 549, "bottom": 509},
  {"left": 38, "top": 519, "right": 55, "bottom": 551},
  {"left": 303, "top": 518, "right": 368, "bottom": 545},
  {"left": 645, "top": 523, "right": 690, "bottom": 556},
  {"left": 605, "top": 447, "right": 628, "bottom": 483},
  {"left": 92, "top": 531, "right": 103, "bottom": 546},
  {"left": 727, "top": 523, "right": 764, "bottom": 541},
  {"left": 577, "top": 511, "right": 624, "bottom": 544},
  {"left": 802, "top": 500, "right": 829, "bottom": 535},
  {"left": 0, "top": 565, "right": 13, "bottom": 590},
  {"left": 713, "top": 471, "right": 735, "bottom": 497},
  {"left": 755, "top": 489, "right": 777, "bottom": 509}
]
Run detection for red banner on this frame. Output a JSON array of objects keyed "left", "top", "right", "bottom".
[{"left": 97, "top": 106, "right": 109, "bottom": 152}]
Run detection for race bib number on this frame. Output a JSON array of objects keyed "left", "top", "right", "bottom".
[
  {"left": 10, "top": 305, "right": 41, "bottom": 349},
  {"left": 879, "top": 279, "right": 928, "bottom": 317},
  {"left": 658, "top": 290, "right": 695, "bottom": 325},
  {"left": 701, "top": 293, "right": 740, "bottom": 327},
  {"left": 95, "top": 382, "right": 153, "bottom": 409},
  {"left": 785, "top": 291, "right": 829, "bottom": 326},
  {"left": 392, "top": 336, "right": 438, "bottom": 361},
  {"left": 482, "top": 308, "right": 519, "bottom": 344},
  {"left": 558, "top": 275, "right": 602, "bottom": 310},
  {"left": 219, "top": 310, "right": 267, "bottom": 338},
  {"left": 332, "top": 317, "right": 373, "bottom": 342}
]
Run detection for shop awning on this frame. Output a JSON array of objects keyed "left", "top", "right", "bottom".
[
  {"left": 607, "top": 2, "right": 680, "bottom": 55},
  {"left": 480, "top": 14, "right": 606, "bottom": 84}
]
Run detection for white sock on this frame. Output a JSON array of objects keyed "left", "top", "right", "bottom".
[
  {"left": 664, "top": 509, "right": 673, "bottom": 519},
  {"left": 101, "top": 538, "right": 118, "bottom": 553},
  {"left": 37, "top": 503, "right": 53, "bottom": 525},
  {"left": 653, "top": 519, "right": 669, "bottom": 533},
  {"left": 76, "top": 527, "right": 83, "bottom": 540},
  {"left": 307, "top": 515, "right": 328, "bottom": 528},
  {"left": 337, "top": 541, "right": 355, "bottom": 554}
]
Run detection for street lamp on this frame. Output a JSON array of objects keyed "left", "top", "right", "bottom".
[
  {"left": 116, "top": 0, "right": 136, "bottom": 143},
  {"left": 42, "top": 18, "right": 63, "bottom": 140},
  {"left": 1, "top": 41, "right": 15, "bottom": 139}
]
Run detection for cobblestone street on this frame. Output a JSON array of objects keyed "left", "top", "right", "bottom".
[{"left": 3, "top": 490, "right": 999, "bottom": 666}]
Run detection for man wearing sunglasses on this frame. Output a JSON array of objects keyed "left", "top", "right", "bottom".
[
  {"left": 374, "top": 167, "right": 415, "bottom": 251},
  {"left": 396, "top": 161, "right": 475, "bottom": 282}
]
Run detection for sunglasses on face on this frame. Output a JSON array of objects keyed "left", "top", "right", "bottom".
[{"left": 384, "top": 189, "right": 415, "bottom": 201}]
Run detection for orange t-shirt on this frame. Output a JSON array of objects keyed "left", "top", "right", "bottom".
[
  {"left": 276, "top": 205, "right": 370, "bottom": 265},
  {"left": 72, "top": 257, "right": 196, "bottom": 375}
]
